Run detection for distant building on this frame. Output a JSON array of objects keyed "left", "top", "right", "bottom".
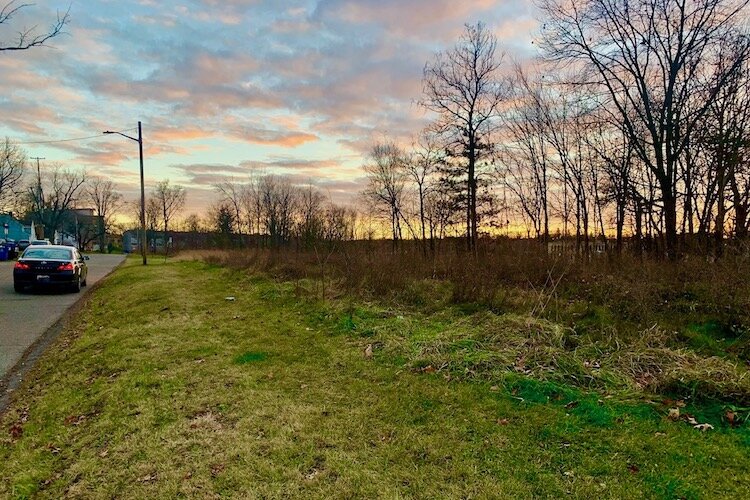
[
  {"left": 49, "top": 208, "right": 106, "bottom": 250},
  {"left": 0, "top": 213, "right": 32, "bottom": 241},
  {"left": 122, "top": 229, "right": 217, "bottom": 253},
  {"left": 548, "top": 238, "right": 608, "bottom": 256},
  {"left": 122, "top": 229, "right": 262, "bottom": 253}
]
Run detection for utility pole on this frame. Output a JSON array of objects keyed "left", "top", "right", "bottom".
[
  {"left": 103, "top": 122, "right": 147, "bottom": 265},
  {"left": 30, "top": 156, "right": 45, "bottom": 239},
  {"left": 138, "top": 121, "right": 146, "bottom": 266}
]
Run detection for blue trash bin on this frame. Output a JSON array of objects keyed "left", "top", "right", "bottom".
[{"left": 0, "top": 245, "right": 8, "bottom": 261}]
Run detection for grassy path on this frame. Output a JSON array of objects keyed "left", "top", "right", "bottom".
[{"left": 1, "top": 259, "right": 748, "bottom": 498}]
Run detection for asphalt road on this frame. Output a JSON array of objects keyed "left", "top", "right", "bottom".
[{"left": 0, "top": 254, "right": 125, "bottom": 379}]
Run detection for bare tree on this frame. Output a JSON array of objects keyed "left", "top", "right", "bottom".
[
  {"left": 540, "top": 0, "right": 750, "bottom": 259},
  {"left": 699, "top": 38, "right": 750, "bottom": 254},
  {"left": 0, "top": 1, "right": 70, "bottom": 51},
  {"left": 297, "top": 184, "right": 326, "bottom": 248},
  {"left": 26, "top": 166, "right": 85, "bottom": 239},
  {"left": 182, "top": 213, "right": 206, "bottom": 233},
  {"left": 214, "top": 179, "right": 245, "bottom": 235},
  {"left": 0, "top": 137, "right": 25, "bottom": 212},
  {"left": 85, "top": 176, "right": 123, "bottom": 252},
  {"left": 362, "top": 142, "right": 407, "bottom": 245},
  {"left": 153, "top": 179, "right": 186, "bottom": 254},
  {"left": 587, "top": 119, "right": 635, "bottom": 253},
  {"left": 408, "top": 132, "right": 442, "bottom": 253},
  {"left": 501, "top": 68, "right": 551, "bottom": 241},
  {"left": 420, "top": 22, "right": 506, "bottom": 250},
  {"left": 241, "top": 170, "right": 265, "bottom": 240}
]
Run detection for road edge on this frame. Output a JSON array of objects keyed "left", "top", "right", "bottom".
[{"left": 0, "top": 256, "right": 127, "bottom": 415}]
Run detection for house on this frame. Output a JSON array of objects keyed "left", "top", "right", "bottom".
[
  {"left": 547, "top": 238, "right": 608, "bottom": 256},
  {"left": 0, "top": 213, "right": 32, "bottom": 241},
  {"left": 122, "top": 229, "right": 224, "bottom": 253},
  {"left": 50, "top": 208, "right": 105, "bottom": 250}
]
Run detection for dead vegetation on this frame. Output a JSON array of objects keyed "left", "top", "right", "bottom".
[{"left": 190, "top": 239, "right": 750, "bottom": 405}]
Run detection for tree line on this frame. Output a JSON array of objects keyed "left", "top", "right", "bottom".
[
  {"left": 201, "top": 175, "right": 358, "bottom": 248},
  {"left": 363, "top": 0, "right": 750, "bottom": 260},
  {"left": 0, "top": 139, "right": 190, "bottom": 251}
]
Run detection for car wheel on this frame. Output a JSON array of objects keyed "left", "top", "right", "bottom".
[
  {"left": 70, "top": 276, "right": 81, "bottom": 293},
  {"left": 14, "top": 282, "right": 24, "bottom": 293}
]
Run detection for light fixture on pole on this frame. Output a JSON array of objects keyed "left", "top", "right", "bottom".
[{"left": 103, "top": 122, "right": 147, "bottom": 265}]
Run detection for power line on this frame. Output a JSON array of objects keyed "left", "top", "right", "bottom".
[{"left": 12, "top": 128, "right": 137, "bottom": 145}]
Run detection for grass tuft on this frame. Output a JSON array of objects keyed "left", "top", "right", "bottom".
[{"left": 233, "top": 352, "right": 268, "bottom": 364}]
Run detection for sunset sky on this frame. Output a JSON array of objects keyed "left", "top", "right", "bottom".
[{"left": 0, "top": 0, "right": 539, "bottom": 215}]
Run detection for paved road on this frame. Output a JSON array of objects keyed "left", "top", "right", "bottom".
[{"left": 0, "top": 254, "right": 125, "bottom": 378}]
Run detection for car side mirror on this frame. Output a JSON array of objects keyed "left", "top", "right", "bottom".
[{"left": 84, "top": 255, "right": 90, "bottom": 261}]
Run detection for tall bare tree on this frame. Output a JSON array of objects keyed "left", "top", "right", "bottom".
[
  {"left": 153, "top": 179, "right": 186, "bottom": 254},
  {"left": 421, "top": 22, "right": 506, "bottom": 250},
  {"left": 26, "top": 166, "right": 85, "bottom": 239},
  {"left": 540, "top": 0, "right": 750, "bottom": 259},
  {"left": 259, "top": 175, "right": 297, "bottom": 247},
  {"left": 501, "top": 68, "right": 551, "bottom": 241},
  {"left": 214, "top": 179, "right": 245, "bottom": 235},
  {"left": 699, "top": 38, "right": 750, "bottom": 255},
  {"left": 362, "top": 142, "right": 407, "bottom": 245},
  {"left": 408, "top": 133, "right": 442, "bottom": 253},
  {"left": 85, "top": 176, "right": 123, "bottom": 252}
]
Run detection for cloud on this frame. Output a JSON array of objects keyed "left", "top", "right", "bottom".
[
  {"left": 224, "top": 124, "right": 318, "bottom": 147},
  {"left": 0, "top": 0, "right": 539, "bottom": 213},
  {"left": 313, "top": 0, "right": 505, "bottom": 41}
]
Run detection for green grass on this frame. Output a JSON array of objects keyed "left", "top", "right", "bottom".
[{"left": 1, "top": 258, "right": 749, "bottom": 498}]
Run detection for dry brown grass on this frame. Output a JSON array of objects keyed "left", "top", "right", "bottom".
[
  {"left": 183, "top": 239, "right": 750, "bottom": 403},
  {"left": 188, "top": 239, "right": 750, "bottom": 330}
]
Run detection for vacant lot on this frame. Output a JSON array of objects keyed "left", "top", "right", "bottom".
[{"left": 1, "top": 257, "right": 749, "bottom": 498}]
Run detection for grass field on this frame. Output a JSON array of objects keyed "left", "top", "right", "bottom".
[{"left": 1, "top": 257, "right": 749, "bottom": 498}]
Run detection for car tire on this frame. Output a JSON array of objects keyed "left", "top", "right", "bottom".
[
  {"left": 70, "top": 276, "right": 81, "bottom": 293},
  {"left": 14, "top": 282, "right": 24, "bottom": 293}
]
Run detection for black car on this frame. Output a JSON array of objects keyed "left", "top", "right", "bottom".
[{"left": 13, "top": 245, "right": 88, "bottom": 293}]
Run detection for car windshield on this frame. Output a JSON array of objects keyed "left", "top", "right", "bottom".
[{"left": 23, "top": 248, "right": 73, "bottom": 260}]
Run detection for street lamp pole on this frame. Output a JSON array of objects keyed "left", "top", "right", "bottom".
[{"left": 103, "top": 122, "right": 147, "bottom": 265}]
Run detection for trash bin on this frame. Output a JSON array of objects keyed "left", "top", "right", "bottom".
[{"left": 0, "top": 245, "right": 8, "bottom": 261}]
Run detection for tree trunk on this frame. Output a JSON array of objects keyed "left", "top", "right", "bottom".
[
  {"left": 467, "top": 142, "right": 477, "bottom": 251},
  {"left": 663, "top": 190, "right": 678, "bottom": 261}
]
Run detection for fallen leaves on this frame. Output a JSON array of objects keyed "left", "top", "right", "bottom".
[
  {"left": 9, "top": 424, "right": 23, "bottom": 439},
  {"left": 666, "top": 406, "right": 715, "bottom": 431},
  {"left": 7, "top": 407, "right": 29, "bottom": 440},
  {"left": 725, "top": 410, "right": 737, "bottom": 426},
  {"left": 693, "top": 423, "right": 714, "bottom": 432},
  {"left": 64, "top": 414, "right": 87, "bottom": 427}
]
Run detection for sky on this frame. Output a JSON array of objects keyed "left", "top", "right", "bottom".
[{"left": 0, "top": 0, "right": 539, "bottom": 216}]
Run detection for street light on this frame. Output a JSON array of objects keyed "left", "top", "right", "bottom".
[{"left": 103, "top": 121, "right": 147, "bottom": 265}]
